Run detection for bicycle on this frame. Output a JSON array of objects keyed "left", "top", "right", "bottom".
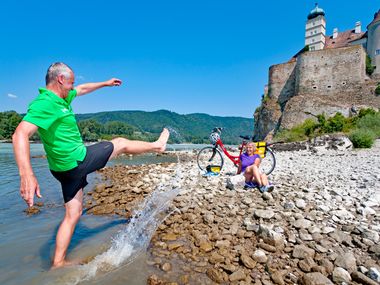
[{"left": 196, "top": 127, "right": 276, "bottom": 175}]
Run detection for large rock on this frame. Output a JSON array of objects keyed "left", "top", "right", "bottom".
[
  {"left": 334, "top": 252, "right": 356, "bottom": 273},
  {"left": 332, "top": 267, "right": 352, "bottom": 283},
  {"left": 293, "top": 245, "right": 315, "bottom": 259},
  {"left": 300, "top": 272, "right": 334, "bottom": 285},
  {"left": 257, "top": 224, "right": 285, "bottom": 248}
]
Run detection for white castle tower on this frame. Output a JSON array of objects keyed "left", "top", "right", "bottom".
[
  {"left": 367, "top": 10, "right": 380, "bottom": 75},
  {"left": 305, "top": 3, "right": 326, "bottom": 51}
]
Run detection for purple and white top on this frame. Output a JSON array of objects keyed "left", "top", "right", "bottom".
[{"left": 240, "top": 152, "right": 261, "bottom": 173}]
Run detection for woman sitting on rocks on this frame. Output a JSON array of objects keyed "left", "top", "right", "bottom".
[{"left": 237, "top": 142, "right": 274, "bottom": 193}]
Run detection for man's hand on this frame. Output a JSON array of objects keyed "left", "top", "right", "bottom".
[
  {"left": 105, "top": 78, "right": 122, "bottom": 87},
  {"left": 20, "top": 174, "right": 42, "bottom": 207}
]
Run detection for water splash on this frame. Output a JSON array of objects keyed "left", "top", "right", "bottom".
[
  {"left": 164, "top": 126, "right": 185, "bottom": 144},
  {"left": 59, "top": 159, "right": 183, "bottom": 284}
]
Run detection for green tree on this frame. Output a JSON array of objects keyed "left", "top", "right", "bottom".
[{"left": 366, "top": 55, "right": 376, "bottom": 75}]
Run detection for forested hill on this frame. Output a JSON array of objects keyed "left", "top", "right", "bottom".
[{"left": 76, "top": 110, "right": 253, "bottom": 144}]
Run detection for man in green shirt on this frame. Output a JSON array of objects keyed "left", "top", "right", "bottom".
[{"left": 12, "top": 62, "right": 170, "bottom": 268}]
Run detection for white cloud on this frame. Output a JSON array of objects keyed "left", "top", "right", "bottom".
[
  {"left": 77, "top": 75, "right": 85, "bottom": 81},
  {"left": 7, "top": 93, "right": 17, "bottom": 99}
]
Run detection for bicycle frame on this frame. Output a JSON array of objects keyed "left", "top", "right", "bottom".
[{"left": 214, "top": 138, "right": 244, "bottom": 166}]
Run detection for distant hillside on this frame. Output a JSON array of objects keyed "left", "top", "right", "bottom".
[{"left": 76, "top": 110, "right": 253, "bottom": 144}]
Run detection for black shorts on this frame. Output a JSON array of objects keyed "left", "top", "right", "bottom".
[{"left": 51, "top": 141, "right": 114, "bottom": 203}]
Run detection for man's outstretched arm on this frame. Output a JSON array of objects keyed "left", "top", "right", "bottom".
[
  {"left": 75, "top": 78, "right": 122, "bottom": 96},
  {"left": 12, "top": 121, "right": 41, "bottom": 207}
]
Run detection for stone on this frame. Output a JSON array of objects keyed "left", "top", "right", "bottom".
[
  {"left": 257, "top": 224, "right": 285, "bottom": 248},
  {"left": 252, "top": 249, "right": 268, "bottom": 263},
  {"left": 271, "top": 271, "right": 285, "bottom": 285},
  {"left": 368, "top": 267, "right": 380, "bottom": 282},
  {"left": 293, "top": 219, "right": 312, "bottom": 229},
  {"left": 322, "top": 226, "right": 335, "bottom": 234},
  {"left": 229, "top": 270, "right": 246, "bottom": 282},
  {"left": 240, "top": 253, "right": 257, "bottom": 269},
  {"left": 161, "top": 262, "right": 172, "bottom": 272},
  {"left": 259, "top": 242, "right": 277, "bottom": 252},
  {"left": 299, "top": 256, "right": 316, "bottom": 272},
  {"left": 296, "top": 199, "right": 307, "bottom": 209},
  {"left": 203, "top": 213, "right": 215, "bottom": 224},
  {"left": 318, "top": 259, "right": 334, "bottom": 274},
  {"left": 147, "top": 274, "right": 165, "bottom": 285},
  {"left": 254, "top": 209, "right": 275, "bottom": 219},
  {"left": 362, "top": 230, "right": 380, "bottom": 243},
  {"left": 161, "top": 233, "right": 178, "bottom": 241},
  {"left": 351, "top": 271, "right": 379, "bottom": 285},
  {"left": 199, "top": 241, "right": 213, "bottom": 252},
  {"left": 206, "top": 268, "right": 224, "bottom": 283},
  {"left": 168, "top": 242, "right": 183, "bottom": 251},
  {"left": 300, "top": 272, "right": 334, "bottom": 285},
  {"left": 293, "top": 245, "right": 315, "bottom": 259},
  {"left": 334, "top": 252, "right": 356, "bottom": 273},
  {"left": 262, "top": 192, "right": 273, "bottom": 201},
  {"left": 215, "top": 240, "right": 230, "bottom": 248},
  {"left": 209, "top": 251, "right": 225, "bottom": 264},
  {"left": 332, "top": 267, "right": 351, "bottom": 283},
  {"left": 24, "top": 206, "right": 40, "bottom": 215}
]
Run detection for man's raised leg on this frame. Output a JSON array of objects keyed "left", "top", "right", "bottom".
[
  {"left": 109, "top": 128, "right": 170, "bottom": 159},
  {"left": 52, "top": 189, "right": 83, "bottom": 269}
]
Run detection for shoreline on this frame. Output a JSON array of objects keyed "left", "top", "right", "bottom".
[{"left": 85, "top": 142, "right": 380, "bottom": 284}]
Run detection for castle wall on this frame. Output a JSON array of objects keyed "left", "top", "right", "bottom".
[
  {"left": 254, "top": 45, "right": 380, "bottom": 140},
  {"left": 296, "top": 45, "right": 366, "bottom": 96},
  {"left": 280, "top": 45, "right": 368, "bottom": 129},
  {"left": 367, "top": 21, "right": 380, "bottom": 74}
]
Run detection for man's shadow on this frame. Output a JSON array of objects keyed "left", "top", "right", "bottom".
[{"left": 39, "top": 214, "right": 129, "bottom": 270}]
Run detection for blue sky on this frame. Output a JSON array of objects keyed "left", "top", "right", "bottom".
[{"left": 0, "top": 1, "right": 378, "bottom": 118}]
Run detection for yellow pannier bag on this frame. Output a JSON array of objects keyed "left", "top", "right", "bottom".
[{"left": 254, "top": 142, "right": 266, "bottom": 158}]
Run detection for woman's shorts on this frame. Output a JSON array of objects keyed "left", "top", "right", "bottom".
[{"left": 51, "top": 141, "right": 114, "bottom": 203}]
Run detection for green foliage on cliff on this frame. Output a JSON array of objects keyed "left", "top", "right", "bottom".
[
  {"left": 366, "top": 55, "right": 376, "bottom": 75},
  {"left": 274, "top": 109, "right": 380, "bottom": 148},
  {"left": 375, "top": 83, "right": 380, "bottom": 95}
]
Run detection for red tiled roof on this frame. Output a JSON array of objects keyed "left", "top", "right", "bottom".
[
  {"left": 324, "top": 30, "right": 366, "bottom": 49},
  {"left": 368, "top": 10, "right": 380, "bottom": 28}
]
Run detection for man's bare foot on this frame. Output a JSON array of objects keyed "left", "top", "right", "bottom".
[
  {"left": 51, "top": 259, "right": 82, "bottom": 270},
  {"left": 155, "top": 128, "right": 170, "bottom": 153}
]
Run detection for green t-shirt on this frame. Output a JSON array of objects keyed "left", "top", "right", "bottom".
[{"left": 23, "top": 88, "right": 86, "bottom": 171}]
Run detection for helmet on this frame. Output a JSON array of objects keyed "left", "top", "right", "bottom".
[{"left": 209, "top": 132, "right": 220, "bottom": 144}]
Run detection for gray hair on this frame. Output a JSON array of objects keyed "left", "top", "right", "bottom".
[{"left": 45, "top": 62, "right": 73, "bottom": 85}]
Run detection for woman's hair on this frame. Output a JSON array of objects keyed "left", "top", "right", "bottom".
[{"left": 246, "top": 141, "right": 256, "bottom": 152}]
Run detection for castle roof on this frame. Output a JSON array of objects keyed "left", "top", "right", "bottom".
[
  {"left": 325, "top": 30, "right": 366, "bottom": 49},
  {"left": 368, "top": 9, "right": 380, "bottom": 28},
  {"left": 308, "top": 3, "right": 325, "bottom": 20}
]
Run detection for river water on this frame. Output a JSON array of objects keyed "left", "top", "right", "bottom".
[{"left": 0, "top": 143, "right": 203, "bottom": 285}]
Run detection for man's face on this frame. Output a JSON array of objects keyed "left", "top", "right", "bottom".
[{"left": 58, "top": 71, "right": 75, "bottom": 98}]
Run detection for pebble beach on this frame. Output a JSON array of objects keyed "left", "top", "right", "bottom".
[{"left": 85, "top": 139, "right": 380, "bottom": 285}]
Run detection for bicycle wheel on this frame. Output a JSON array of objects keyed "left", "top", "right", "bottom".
[
  {"left": 260, "top": 148, "right": 276, "bottom": 175},
  {"left": 197, "top": 146, "right": 224, "bottom": 172}
]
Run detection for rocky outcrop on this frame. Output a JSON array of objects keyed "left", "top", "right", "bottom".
[{"left": 254, "top": 45, "right": 380, "bottom": 140}]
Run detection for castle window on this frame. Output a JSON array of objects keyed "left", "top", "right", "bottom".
[{"left": 376, "top": 49, "right": 380, "bottom": 55}]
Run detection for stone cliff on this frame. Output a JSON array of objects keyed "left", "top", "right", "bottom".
[{"left": 253, "top": 45, "right": 380, "bottom": 140}]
